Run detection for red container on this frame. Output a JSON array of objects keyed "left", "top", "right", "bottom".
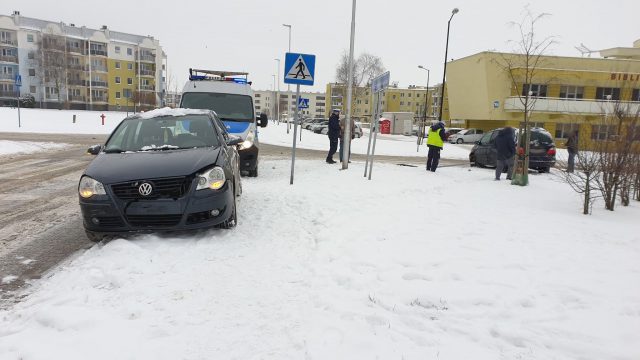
[{"left": 379, "top": 119, "right": 391, "bottom": 134}]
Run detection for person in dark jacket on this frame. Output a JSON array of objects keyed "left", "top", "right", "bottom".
[
  {"left": 426, "top": 121, "right": 446, "bottom": 172},
  {"left": 494, "top": 127, "right": 516, "bottom": 180},
  {"left": 326, "top": 109, "right": 340, "bottom": 164},
  {"left": 565, "top": 130, "right": 579, "bottom": 173}
]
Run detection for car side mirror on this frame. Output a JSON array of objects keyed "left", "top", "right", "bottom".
[
  {"left": 87, "top": 144, "right": 101, "bottom": 155},
  {"left": 227, "top": 136, "right": 243, "bottom": 146},
  {"left": 257, "top": 113, "right": 268, "bottom": 128}
]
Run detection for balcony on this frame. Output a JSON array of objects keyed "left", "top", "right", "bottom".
[
  {"left": 68, "top": 95, "right": 86, "bottom": 102},
  {"left": 504, "top": 96, "right": 640, "bottom": 116},
  {"left": 45, "top": 93, "right": 60, "bottom": 100},
  {"left": 139, "top": 69, "right": 155, "bottom": 77},
  {"left": 0, "top": 55, "right": 18, "bottom": 63},
  {"left": 90, "top": 49, "right": 108, "bottom": 57},
  {"left": 68, "top": 79, "right": 87, "bottom": 86},
  {"left": 90, "top": 81, "right": 108, "bottom": 88},
  {"left": 0, "top": 90, "right": 16, "bottom": 98},
  {"left": 0, "top": 73, "right": 16, "bottom": 81},
  {"left": 67, "top": 64, "right": 87, "bottom": 71},
  {"left": 92, "top": 66, "right": 108, "bottom": 73},
  {"left": 140, "top": 85, "right": 155, "bottom": 91},
  {"left": 92, "top": 95, "right": 108, "bottom": 103},
  {"left": 66, "top": 45, "right": 85, "bottom": 55},
  {"left": 43, "top": 44, "right": 65, "bottom": 52},
  {"left": 0, "top": 39, "right": 17, "bottom": 47},
  {"left": 138, "top": 54, "right": 156, "bottom": 63}
]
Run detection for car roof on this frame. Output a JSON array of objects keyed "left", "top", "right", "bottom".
[{"left": 127, "top": 107, "right": 214, "bottom": 120}]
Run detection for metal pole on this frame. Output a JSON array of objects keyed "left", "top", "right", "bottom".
[
  {"left": 342, "top": 0, "right": 356, "bottom": 170},
  {"left": 417, "top": 66, "right": 430, "bottom": 152},
  {"left": 438, "top": 9, "right": 459, "bottom": 124},
  {"left": 275, "top": 59, "right": 280, "bottom": 125},
  {"left": 283, "top": 24, "right": 292, "bottom": 134},
  {"left": 16, "top": 87, "right": 21, "bottom": 128},
  {"left": 290, "top": 84, "right": 301, "bottom": 185},
  {"left": 364, "top": 91, "right": 379, "bottom": 177},
  {"left": 368, "top": 92, "right": 381, "bottom": 180}
]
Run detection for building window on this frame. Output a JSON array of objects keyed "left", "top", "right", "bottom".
[
  {"left": 115, "top": 76, "right": 121, "bottom": 84},
  {"left": 632, "top": 89, "right": 640, "bottom": 101},
  {"left": 408, "top": 93, "right": 412, "bottom": 97},
  {"left": 115, "top": 62, "right": 121, "bottom": 69},
  {"left": 522, "top": 84, "right": 547, "bottom": 97},
  {"left": 123, "top": 89, "right": 132, "bottom": 98},
  {"left": 27, "top": 51, "right": 34, "bottom": 60},
  {"left": 559, "top": 86, "right": 584, "bottom": 99},
  {"left": 408, "top": 101, "right": 412, "bottom": 106},
  {"left": 316, "top": 96, "right": 325, "bottom": 100},
  {"left": 30, "top": 85, "right": 36, "bottom": 94},
  {"left": 591, "top": 124, "right": 616, "bottom": 141},
  {"left": 596, "top": 87, "right": 620, "bottom": 100},
  {"left": 127, "top": 78, "right": 132, "bottom": 85},
  {"left": 127, "top": 48, "right": 133, "bottom": 56},
  {"left": 115, "top": 46, "right": 121, "bottom": 54},
  {"left": 400, "top": 101, "right": 404, "bottom": 105},
  {"left": 255, "top": 93, "right": 261, "bottom": 97},
  {"left": 28, "top": 69, "right": 35, "bottom": 76},
  {"left": 127, "top": 63, "right": 133, "bottom": 70},
  {"left": 555, "top": 123, "right": 579, "bottom": 139},
  {"left": 115, "top": 91, "right": 121, "bottom": 99},
  {"left": 392, "top": 95, "right": 396, "bottom": 99},
  {"left": 255, "top": 100, "right": 260, "bottom": 104},
  {"left": 27, "top": 34, "right": 34, "bottom": 42},
  {"left": 400, "top": 93, "right": 405, "bottom": 97}
]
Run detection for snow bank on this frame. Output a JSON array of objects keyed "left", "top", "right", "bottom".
[
  {"left": 0, "top": 160, "right": 638, "bottom": 359},
  {"left": 0, "top": 140, "right": 68, "bottom": 156}
]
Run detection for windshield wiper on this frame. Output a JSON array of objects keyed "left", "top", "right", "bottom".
[{"left": 139, "top": 145, "right": 180, "bottom": 151}]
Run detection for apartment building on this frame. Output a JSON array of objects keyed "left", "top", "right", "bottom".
[
  {"left": 446, "top": 40, "right": 640, "bottom": 144},
  {"left": 0, "top": 11, "right": 166, "bottom": 111},
  {"left": 254, "top": 90, "right": 327, "bottom": 120}
]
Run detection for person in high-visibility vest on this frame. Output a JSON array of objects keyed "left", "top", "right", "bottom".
[{"left": 426, "top": 121, "right": 446, "bottom": 172}]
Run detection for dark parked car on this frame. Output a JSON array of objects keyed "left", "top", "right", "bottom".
[
  {"left": 469, "top": 127, "right": 556, "bottom": 172},
  {"left": 79, "top": 109, "right": 242, "bottom": 241}
]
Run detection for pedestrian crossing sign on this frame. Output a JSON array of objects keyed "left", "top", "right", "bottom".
[
  {"left": 284, "top": 52, "right": 315, "bottom": 86},
  {"left": 298, "top": 97, "right": 309, "bottom": 109}
]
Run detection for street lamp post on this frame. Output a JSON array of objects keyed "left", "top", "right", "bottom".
[
  {"left": 272, "top": 74, "right": 276, "bottom": 121},
  {"left": 274, "top": 58, "right": 280, "bottom": 124},
  {"left": 438, "top": 8, "right": 459, "bottom": 127},
  {"left": 417, "top": 65, "right": 430, "bottom": 151},
  {"left": 282, "top": 24, "right": 292, "bottom": 133}
]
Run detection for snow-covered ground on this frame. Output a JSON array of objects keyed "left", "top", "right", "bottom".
[
  {"left": 0, "top": 159, "right": 638, "bottom": 359},
  {"left": 0, "top": 140, "right": 69, "bottom": 156}
]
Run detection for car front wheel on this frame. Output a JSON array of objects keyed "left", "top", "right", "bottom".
[
  {"left": 220, "top": 187, "right": 237, "bottom": 229},
  {"left": 85, "top": 230, "right": 104, "bottom": 242},
  {"left": 456, "top": 138, "right": 463, "bottom": 144}
]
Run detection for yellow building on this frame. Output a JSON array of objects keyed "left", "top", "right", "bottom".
[
  {"left": 446, "top": 40, "right": 640, "bottom": 145},
  {"left": 325, "top": 82, "right": 441, "bottom": 123}
]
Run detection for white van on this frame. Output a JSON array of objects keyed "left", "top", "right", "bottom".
[{"left": 180, "top": 69, "right": 268, "bottom": 177}]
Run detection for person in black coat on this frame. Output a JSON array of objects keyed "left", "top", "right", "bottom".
[
  {"left": 326, "top": 109, "right": 340, "bottom": 164},
  {"left": 494, "top": 126, "right": 516, "bottom": 180}
]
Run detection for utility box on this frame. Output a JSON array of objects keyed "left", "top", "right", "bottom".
[
  {"left": 381, "top": 112, "right": 415, "bottom": 135},
  {"left": 379, "top": 119, "right": 391, "bottom": 134}
]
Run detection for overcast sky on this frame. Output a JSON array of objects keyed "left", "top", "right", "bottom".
[{"left": 4, "top": 0, "right": 638, "bottom": 92}]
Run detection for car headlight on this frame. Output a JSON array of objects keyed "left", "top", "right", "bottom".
[
  {"left": 78, "top": 176, "right": 106, "bottom": 198},
  {"left": 196, "top": 167, "right": 226, "bottom": 190},
  {"left": 238, "top": 131, "right": 255, "bottom": 150}
]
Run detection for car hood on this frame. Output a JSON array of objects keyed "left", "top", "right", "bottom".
[{"left": 85, "top": 147, "right": 221, "bottom": 184}]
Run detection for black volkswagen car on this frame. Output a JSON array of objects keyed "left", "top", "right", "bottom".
[
  {"left": 469, "top": 127, "right": 556, "bottom": 172},
  {"left": 79, "top": 109, "right": 242, "bottom": 241}
]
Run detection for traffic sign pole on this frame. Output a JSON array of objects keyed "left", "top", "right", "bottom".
[
  {"left": 15, "top": 75, "right": 22, "bottom": 128},
  {"left": 290, "top": 84, "right": 301, "bottom": 185}
]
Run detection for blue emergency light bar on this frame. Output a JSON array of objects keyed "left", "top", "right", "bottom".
[{"left": 188, "top": 68, "right": 251, "bottom": 85}]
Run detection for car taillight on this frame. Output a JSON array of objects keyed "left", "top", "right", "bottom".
[{"left": 547, "top": 148, "right": 556, "bottom": 156}]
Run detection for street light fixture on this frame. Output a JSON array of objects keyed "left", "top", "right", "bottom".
[
  {"left": 274, "top": 58, "right": 280, "bottom": 123},
  {"left": 282, "top": 24, "right": 292, "bottom": 133},
  {"left": 438, "top": 7, "right": 459, "bottom": 126}
]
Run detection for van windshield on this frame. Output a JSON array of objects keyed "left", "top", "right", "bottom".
[{"left": 181, "top": 92, "right": 254, "bottom": 122}]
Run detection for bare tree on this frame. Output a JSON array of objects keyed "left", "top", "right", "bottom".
[
  {"left": 32, "top": 32, "right": 68, "bottom": 108},
  {"left": 495, "top": 7, "right": 556, "bottom": 186},
  {"left": 594, "top": 99, "right": 640, "bottom": 210},
  {"left": 559, "top": 135, "right": 603, "bottom": 215},
  {"left": 335, "top": 51, "right": 385, "bottom": 119}
]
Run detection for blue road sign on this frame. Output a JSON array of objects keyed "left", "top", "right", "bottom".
[
  {"left": 284, "top": 53, "right": 315, "bottom": 86},
  {"left": 371, "top": 71, "right": 390, "bottom": 93},
  {"left": 298, "top": 97, "right": 309, "bottom": 109},
  {"left": 15, "top": 74, "right": 22, "bottom": 87}
]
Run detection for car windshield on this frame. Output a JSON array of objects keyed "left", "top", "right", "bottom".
[
  {"left": 104, "top": 115, "right": 220, "bottom": 152},
  {"left": 181, "top": 92, "right": 254, "bottom": 122}
]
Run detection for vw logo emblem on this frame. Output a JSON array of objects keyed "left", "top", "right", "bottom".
[{"left": 138, "top": 182, "right": 153, "bottom": 196}]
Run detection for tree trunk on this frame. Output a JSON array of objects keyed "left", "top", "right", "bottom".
[{"left": 583, "top": 173, "right": 591, "bottom": 215}]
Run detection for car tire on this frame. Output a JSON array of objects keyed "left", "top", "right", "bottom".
[
  {"left": 456, "top": 138, "right": 463, "bottom": 144},
  {"left": 85, "top": 230, "right": 103, "bottom": 242},
  {"left": 248, "top": 166, "right": 258, "bottom": 177},
  {"left": 539, "top": 167, "right": 550, "bottom": 173},
  {"left": 220, "top": 188, "right": 237, "bottom": 229}
]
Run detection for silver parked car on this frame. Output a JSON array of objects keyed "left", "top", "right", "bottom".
[{"left": 448, "top": 128, "right": 484, "bottom": 144}]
